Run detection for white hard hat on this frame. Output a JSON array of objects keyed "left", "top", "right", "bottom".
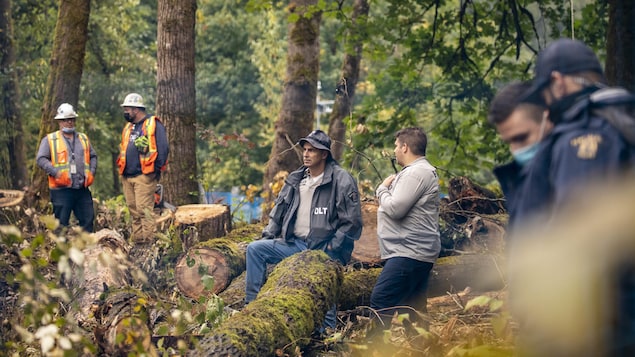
[
  {"left": 54, "top": 103, "right": 78, "bottom": 120},
  {"left": 121, "top": 93, "right": 146, "bottom": 108}
]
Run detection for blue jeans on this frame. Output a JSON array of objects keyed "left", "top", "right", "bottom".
[
  {"left": 50, "top": 187, "right": 94, "bottom": 232},
  {"left": 370, "top": 256, "right": 433, "bottom": 325},
  {"left": 245, "top": 238, "right": 337, "bottom": 329}
]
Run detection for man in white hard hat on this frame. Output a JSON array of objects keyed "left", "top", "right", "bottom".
[
  {"left": 36, "top": 103, "right": 98, "bottom": 232},
  {"left": 116, "top": 93, "right": 169, "bottom": 243}
]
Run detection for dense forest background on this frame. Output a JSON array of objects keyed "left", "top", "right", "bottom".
[{"left": 0, "top": 0, "right": 627, "bottom": 211}]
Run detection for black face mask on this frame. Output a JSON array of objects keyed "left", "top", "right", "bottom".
[{"left": 124, "top": 112, "right": 134, "bottom": 123}]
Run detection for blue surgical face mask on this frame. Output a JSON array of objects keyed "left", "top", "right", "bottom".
[
  {"left": 61, "top": 127, "right": 75, "bottom": 134},
  {"left": 512, "top": 142, "right": 539, "bottom": 166}
]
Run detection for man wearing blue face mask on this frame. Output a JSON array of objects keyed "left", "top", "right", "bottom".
[
  {"left": 36, "top": 103, "right": 98, "bottom": 232},
  {"left": 511, "top": 38, "right": 635, "bottom": 356},
  {"left": 488, "top": 81, "right": 552, "bottom": 228}
]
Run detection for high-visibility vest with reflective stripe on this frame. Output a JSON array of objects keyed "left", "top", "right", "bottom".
[
  {"left": 117, "top": 116, "right": 165, "bottom": 175},
  {"left": 47, "top": 131, "right": 92, "bottom": 188}
]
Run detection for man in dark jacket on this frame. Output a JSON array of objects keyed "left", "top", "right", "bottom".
[
  {"left": 245, "top": 130, "right": 363, "bottom": 329},
  {"left": 487, "top": 81, "right": 551, "bottom": 228},
  {"left": 511, "top": 38, "right": 635, "bottom": 356}
]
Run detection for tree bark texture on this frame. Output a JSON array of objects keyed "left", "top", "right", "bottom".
[
  {"left": 327, "top": 0, "right": 369, "bottom": 161},
  {"left": 190, "top": 250, "right": 342, "bottom": 357},
  {"left": 157, "top": 0, "right": 198, "bottom": 206},
  {"left": 69, "top": 229, "right": 132, "bottom": 331},
  {"left": 606, "top": 0, "right": 635, "bottom": 92},
  {"left": 262, "top": 0, "right": 321, "bottom": 216},
  {"left": 174, "top": 204, "right": 232, "bottom": 250},
  {"left": 28, "top": 0, "right": 90, "bottom": 208},
  {"left": 93, "top": 290, "right": 156, "bottom": 356},
  {"left": 175, "top": 238, "right": 246, "bottom": 298},
  {"left": 0, "top": 0, "right": 28, "bottom": 189}
]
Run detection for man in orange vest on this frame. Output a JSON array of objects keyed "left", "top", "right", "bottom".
[
  {"left": 117, "top": 93, "right": 169, "bottom": 243},
  {"left": 36, "top": 103, "right": 97, "bottom": 232}
]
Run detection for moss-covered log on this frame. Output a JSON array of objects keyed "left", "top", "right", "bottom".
[
  {"left": 428, "top": 254, "right": 506, "bottom": 297},
  {"left": 174, "top": 204, "right": 232, "bottom": 249},
  {"left": 175, "top": 238, "right": 247, "bottom": 298},
  {"left": 190, "top": 250, "right": 343, "bottom": 357}
]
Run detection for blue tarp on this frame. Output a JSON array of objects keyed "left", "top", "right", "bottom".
[{"left": 205, "top": 191, "right": 263, "bottom": 223}]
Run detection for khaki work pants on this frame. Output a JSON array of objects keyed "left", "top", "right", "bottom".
[{"left": 122, "top": 174, "right": 158, "bottom": 242}]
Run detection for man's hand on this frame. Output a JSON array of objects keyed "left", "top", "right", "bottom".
[
  {"left": 382, "top": 174, "right": 396, "bottom": 188},
  {"left": 134, "top": 135, "right": 150, "bottom": 153}
]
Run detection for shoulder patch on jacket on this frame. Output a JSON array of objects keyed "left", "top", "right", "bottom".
[
  {"left": 570, "top": 134, "right": 602, "bottom": 159},
  {"left": 348, "top": 191, "right": 359, "bottom": 203}
]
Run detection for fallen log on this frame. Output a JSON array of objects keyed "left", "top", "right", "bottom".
[
  {"left": 175, "top": 238, "right": 247, "bottom": 298},
  {"left": 174, "top": 204, "right": 232, "bottom": 250},
  {"left": 218, "top": 253, "right": 506, "bottom": 312},
  {"left": 189, "top": 250, "right": 342, "bottom": 356},
  {"left": 68, "top": 229, "right": 132, "bottom": 331},
  {"left": 93, "top": 289, "right": 156, "bottom": 356}
]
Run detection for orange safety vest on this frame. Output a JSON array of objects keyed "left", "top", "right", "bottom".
[
  {"left": 117, "top": 116, "right": 166, "bottom": 175},
  {"left": 47, "top": 131, "right": 92, "bottom": 189}
]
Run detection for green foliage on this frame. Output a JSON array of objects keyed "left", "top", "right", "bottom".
[{"left": 1, "top": 224, "right": 97, "bottom": 355}]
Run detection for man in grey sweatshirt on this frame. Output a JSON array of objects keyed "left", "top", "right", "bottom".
[{"left": 371, "top": 127, "right": 440, "bottom": 326}]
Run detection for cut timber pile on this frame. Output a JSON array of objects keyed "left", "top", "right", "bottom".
[
  {"left": 190, "top": 250, "right": 341, "bottom": 357},
  {"left": 175, "top": 238, "right": 246, "bottom": 298},
  {"left": 174, "top": 204, "right": 232, "bottom": 250}
]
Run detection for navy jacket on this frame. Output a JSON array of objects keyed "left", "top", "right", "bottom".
[{"left": 511, "top": 88, "right": 635, "bottom": 230}]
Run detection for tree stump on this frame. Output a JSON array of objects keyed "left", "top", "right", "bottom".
[
  {"left": 189, "top": 250, "right": 342, "bottom": 357},
  {"left": 174, "top": 204, "right": 232, "bottom": 250},
  {"left": 175, "top": 238, "right": 247, "bottom": 298}
]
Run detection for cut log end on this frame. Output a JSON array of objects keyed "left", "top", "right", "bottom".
[{"left": 175, "top": 247, "right": 231, "bottom": 298}]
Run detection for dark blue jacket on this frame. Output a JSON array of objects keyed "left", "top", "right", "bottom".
[
  {"left": 493, "top": 160, "right": 528, "bottom": 230},
  {"left": 510, "top": 88, "right": 635, "bottom": 230}
]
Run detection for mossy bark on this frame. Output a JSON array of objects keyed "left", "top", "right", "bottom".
[{"left": 190, "top": 250, "right": 342, "bottom": 357}]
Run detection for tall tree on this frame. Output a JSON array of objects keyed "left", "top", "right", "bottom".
[
  {"left": 327, "top": 0, "right": 369, "bottom": 162},
  {"left": 262, "top": 0, "right": 321, "bottom": 210},
  {"left": 605, "top": 0, "right": 635, "bottom": 91},
  {"left": 156, "top": 0, "right": 198, "bottom": 205},
  {"left": 0, "top": 0, "right": 28, "bottom": 189},
  {"left": 27, "top": 0, "right": 90, "bottom": 207}
]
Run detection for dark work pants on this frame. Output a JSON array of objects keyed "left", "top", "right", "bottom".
[
  {"left": 50, "top": 187, "right": 95, "bottom": 232},
  {"left": 370, "top": 256, "right": 433, "bottom": 326}
]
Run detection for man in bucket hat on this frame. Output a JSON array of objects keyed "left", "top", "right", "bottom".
[
  {"left": 245, "top": 129, "right": 362, "bottom": 332},
  {"left": 509, "top": 38, "right": 635, "bottom": 356}
]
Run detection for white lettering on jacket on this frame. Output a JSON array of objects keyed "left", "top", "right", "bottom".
[{"left": 314, "top": 207, "right": 328, "bottom": 215}]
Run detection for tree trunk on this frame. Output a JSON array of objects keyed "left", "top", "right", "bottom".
[
  {"left": 0, "top": 0, "right": 28, "bottom": 190},
  {"left": 606, "top": 0, "right": 635, "bottom": 91},
  {"left": 327, "top": 0, "right": 369, "bottom": 162},
  {"left": 173, "top": 204, "right": 232, "bottom": 249},
  {"left": 157, "top": 0, "right": 198, "bottom": 206},
  {"left": 262, "top": 0, "right": 321, "bottom": 217},
  {"left": 26, "top": 0, "right": 90, "bottom": 208},
  {"left": 175, "top": 238, "right": 246, "bottom": 299},
  {"left": 190, "top": 250, "right": 342, "bottom": 357}
]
